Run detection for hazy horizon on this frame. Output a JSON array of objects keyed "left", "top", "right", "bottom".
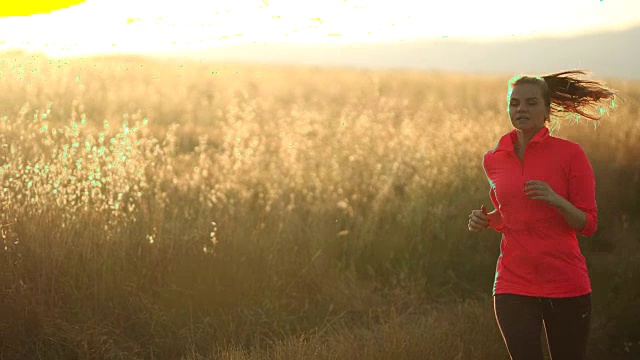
[{"left": 2, "top": 0, "right": 639, "bottom": 57}]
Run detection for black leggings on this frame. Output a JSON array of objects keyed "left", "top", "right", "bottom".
[{"left": 494, "top": 292, "right": 591, "bottom": 360}]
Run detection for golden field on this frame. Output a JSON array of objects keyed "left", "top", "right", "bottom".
[{"left": 0, "top": 51, "right": 639, "bottom": 359}]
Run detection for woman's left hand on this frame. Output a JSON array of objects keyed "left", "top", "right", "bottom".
[{"left": 524, "top": 180, "right": 563, "bottom": 207}]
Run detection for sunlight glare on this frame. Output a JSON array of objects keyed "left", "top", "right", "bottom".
[{"left": 0, "top": 0, "right": 637, "bottom": 56}]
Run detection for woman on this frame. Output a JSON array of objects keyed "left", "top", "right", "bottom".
[{"left": 467, "top": 70, "right": 617, "bottom": 360}]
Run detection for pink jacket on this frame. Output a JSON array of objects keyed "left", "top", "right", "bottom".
[{"left": 483, "top": 126, "right": 596, "bottom": 297}]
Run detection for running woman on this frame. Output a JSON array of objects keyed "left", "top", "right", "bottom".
[{"left": 468, "top": 70, "right": 617, "bottom": 360}]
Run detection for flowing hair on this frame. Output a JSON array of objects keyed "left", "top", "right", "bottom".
[{"left": 507, "top": 70, "right": 619, "bottom": 133}]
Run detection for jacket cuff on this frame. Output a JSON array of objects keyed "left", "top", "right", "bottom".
[
  {"left": 488, "top": 212, "right": 504, "bottom": 232},
  {"left": 577, "top": 211, "right": 597, "bottom": 237}
]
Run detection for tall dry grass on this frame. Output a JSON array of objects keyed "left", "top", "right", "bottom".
[{"left": 0, "top": 50, "right": 639, "bottom": 359}]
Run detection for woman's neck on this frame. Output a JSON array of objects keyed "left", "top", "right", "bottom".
[{"left": 516, "top": 126, "right": 543, "bottom": 150}]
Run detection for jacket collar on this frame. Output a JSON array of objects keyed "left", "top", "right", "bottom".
[{"left": 494, "top": 126, "right": 550, "bottom": 153}]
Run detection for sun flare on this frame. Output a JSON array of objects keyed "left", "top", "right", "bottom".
[{"left": 0, "top": 0, "right": 638, "bottom": 57}]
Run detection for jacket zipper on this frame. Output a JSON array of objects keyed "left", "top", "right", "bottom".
[{"left": 519, "top": 144, "right": 536, "bottom": 289}]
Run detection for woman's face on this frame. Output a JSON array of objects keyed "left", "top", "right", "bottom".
[{"left": 508, "top": 83, "right": 549, "bottom": 132}]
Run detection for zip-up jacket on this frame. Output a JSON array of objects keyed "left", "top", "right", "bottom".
[{"left": 483, "top": 126, "right": 596, "bottom": 297}]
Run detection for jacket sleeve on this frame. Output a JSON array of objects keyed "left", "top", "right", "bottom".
[
  {"left": 489, "top": 187, "right": 505, "bottom": 232},
  {"left": 569, "top": 145, "right": 598, "bottom": 237},
  {"left": 483, "top": 151, "right": 504, "bottom": 233}
]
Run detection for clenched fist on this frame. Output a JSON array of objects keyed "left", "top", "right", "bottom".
[{"left": 468, "top": 204, "right": 490, "bottom": 232}]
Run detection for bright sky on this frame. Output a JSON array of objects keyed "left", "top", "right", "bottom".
[{"left": 1, "top": 0, "right": 639, "bottom": 57}]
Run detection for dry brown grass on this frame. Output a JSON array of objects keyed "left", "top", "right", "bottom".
[{"left": 0, "top": 50, "right": 638, "bottom": 359}]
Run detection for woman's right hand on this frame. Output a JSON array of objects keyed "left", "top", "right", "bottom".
[{"left": 468, "top": 204, "right": 490, "bottom": 232}]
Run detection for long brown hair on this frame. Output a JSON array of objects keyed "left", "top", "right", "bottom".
[{"left": 508, "top": 70, "right": 619, "bottom": 133}]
